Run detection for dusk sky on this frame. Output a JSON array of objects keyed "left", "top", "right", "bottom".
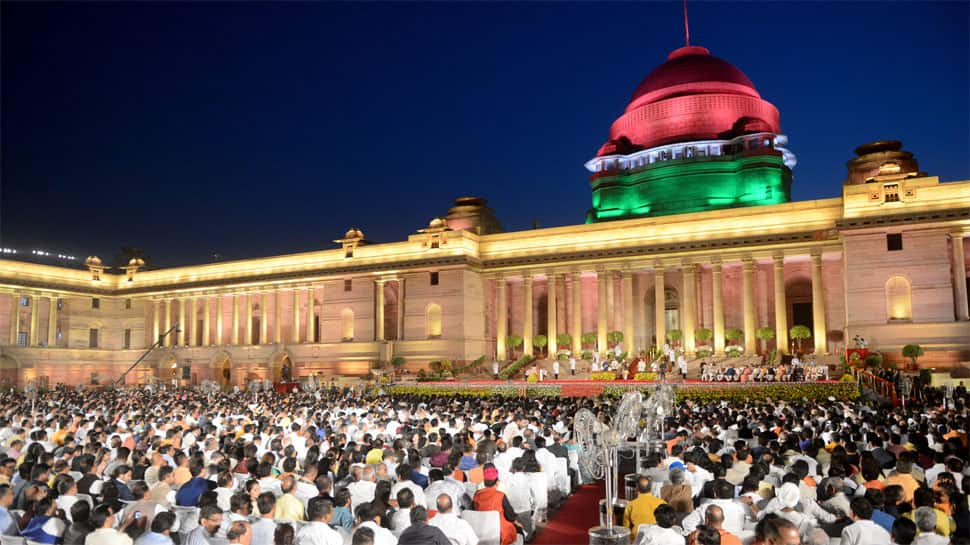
[{"left": 2, "top": 2, "right": 967, "bottom": 268}]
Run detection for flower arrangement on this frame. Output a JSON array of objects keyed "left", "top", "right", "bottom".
[
  {"left": 591, "top": 371, "right": 617, "bottom": 381},
  {"left": 388, "top": 381, "right": 859, "bottom": 401},
  {"left": 527, "top": 374, "right": 539, "bottom": 383},
  {"left": 695, "top": 347, "right": 713, "bottom": 358},
  {"left": 634, "top": 372, "right": 658, "bottom": 381},
  {"left": 725, "top": 345, "right": 744, "bottom": 357}
]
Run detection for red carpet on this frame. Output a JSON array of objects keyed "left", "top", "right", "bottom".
[{"left": 532, "top": 482, "right": 605, "bottom": 545}]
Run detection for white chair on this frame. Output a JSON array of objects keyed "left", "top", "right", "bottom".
[
  {"left": 524, "top": 473, "right": 549, "bottom": 523},
  {"left": 461, "top": 510, "right": 500, "bottom": 545},
  {"left": 0, "top": 536, "right": 26, "bottom": 545},
  {"left": 553, "top": 458, "right": 569, "bottom": 495},
  {"left": 8, "top": 510, "right": 25, "bottom": 530},
  {"left": 76, "top": 493, "right": 95, "bottom": 508},
  {"left": 172, "top": 505, "right": 200, "bottom": 536}
]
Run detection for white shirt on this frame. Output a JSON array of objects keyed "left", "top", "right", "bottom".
[
  {"left": 252, "top": 518, "right": 278, "bottom": 545},
  {"left": 634, "top": 524, "right": 684, "bottom": 545},
  {"left": 679, "top": 499, "right": 745, "bottom": 536},
  {"left": 57, "top": 494, "right": 81, "bottom": 521},
  {"left": 840, "top": 519, "right": 891, "bottom": 545},
  {"left": 914, "top": 533, "right": 950, "bottom": 545},
  {"left": 296, "top": 520, "right": 343, "bottom": 545},
  {"left": 347, "top": 480, "right": 377, "bottom": 513},
  {"left": 360, "top": 521, "right": 398, "bottom": 545},
  {"left": 391, "top": 481, "right": 426, "bottom": 512},
  {"left": 86, "top": 528, "right": 134, "bottom": 545},
  {"left": 390, "top": 508, "right": 411, "bottom": 537},
  {"left": 430, "top": 513, "right": 479, "bottom": 545}
]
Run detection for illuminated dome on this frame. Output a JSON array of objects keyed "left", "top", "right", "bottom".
[
  {"left": 626, "top": 46, "right": 759, "bottom": 111},
  {"left": 597, "top": 45, "right": 781, "bottom": 156}
]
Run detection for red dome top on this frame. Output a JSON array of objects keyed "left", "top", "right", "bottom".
[
  {"left": 625, "top": 46, "right": 760, "bottom": 112},
  {"left": 596, "top": 45, "right": 781, "bottom": 156}
]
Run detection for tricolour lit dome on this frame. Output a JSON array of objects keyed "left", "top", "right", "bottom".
[{"left": 597, "top": 46, "right": 780, "bottom": 156}]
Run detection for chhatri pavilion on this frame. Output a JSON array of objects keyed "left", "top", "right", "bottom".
[{"left": 1, "top": 45, "right": 967, "bottom": 387}]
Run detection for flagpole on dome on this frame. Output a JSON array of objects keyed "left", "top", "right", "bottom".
[{"left": 683, "top": 0, "right": 691, "bottom": 46}]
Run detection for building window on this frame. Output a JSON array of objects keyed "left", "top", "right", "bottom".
[
  {"left": 313, "top": 316, "right": 320, "bottom": 343},
  {"left": 430, "top": 239, "right": 440, "bottom": 249},
  {"left": 125, "top": 299, "right": 132, "bottom": 309},
  {"left": 345, "top": 249, "right": 354, "bottom": 258},
  {"left": 885, "top": 275, "right": 912, "bottom": 321},
  {"left": 344, "top": 279, "right": 352, "bottom": 292},
  {"left": 340, "top": 308, "right": 354, "bottom": 341},
  {"left": 20, "top": 296, "right": 28, "bottom": 307},
  {"left": 884, "top": 183, "right": 900, "bottom": 202},
  {"left": 92, "top": 298, "right": 100, "bottom": 309},
  {"left": 16, "top": 332, "right": 27, "bottom": 346},
  {"left": 426, "top": 303, "right": 442, "bottom": 338},
  {"left": 430, "top": 272, "right": 439, "bottom": 286},
  {"left": 123, "top": 329, "right": 131, "bottom": 349},
  {"left": 57, "top": 299, "right": 63, "bottom": 310},
  {"left": 89, "top": 328, "right": 99, "bottom": 348},
  {"left": 887, "top": 233, "right": 903, "bottom": 251}
]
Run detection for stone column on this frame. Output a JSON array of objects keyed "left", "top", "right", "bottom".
[
  {"left": 654, "top": 267, "right": 666, "bottom": 348},
  {"left": 188, "top": 298, "right": 197, "bottom": 347},
  {"left": 811, "top": 251, "right": 827, "bottom": 354},
  {"left": 215, "top": 296, "right": 224, "bottom": 345},
  {"left": 163, "top": 299, "right": 172, "bottom": 347},
  {"left": 260, "top": 293, "right": 269, "bottom": 344},
  {"left": 953, "top": 231, "right": 969, "bottom": 321},
  {"left": 29, "top": 296, "right": 39, "bottom": 346},
  {"left": 773, "top": 255, "right": 789, "bottom": 354},
  {"left": 9, "top": 294, "right": 20, "bottom": 345},
  {"left": 245, "top": 295, "right": 253, "bottom": 345},
  {"left": 622, "top": 270, "right": 634, "bottom": 355},
  {"left": 232, "top": 295, "right": 240, "bottom": 345},
  {"left": 605, "top": 274, "right": 615, "bottom": 332},
  {"left": 274, "top": 289, "right": 282, "bottom": 343},
  {"left": 395, "top": 280, "right": 404, "bottom": 341},
  {"left": 712, "top": 262, "right": 725, "bottom": 354},
  {"left": 742, "top": 259, "right": 756, "bottom": 354},
  {"left": 292, "top": 289, "right": 301, "bottom": 343},
  {"left": 570, "top": 272, "right": 582, "bottom": 356},
  {"left": 152, "top": 301, "right": 161, "bottom": 346},
  {"left": 496, "top": 277, "right": 507, "bottom": 360},
  {"left": 523, "top": 275, "right": 534, "bottom": 357},
  {"left": 546, "top": 274, "right": 557, "bottom": 355},
  {"left": 596, "top": 270, "right": 608, "bottom": 354},
  {"left": 178, "top": 298, "right": 186, "bottom": 346},
  {"left": 202, "top": 297, "right": 211, "bottom": 346},
  {"left": 375, "top": 280, "right": 386, "bottom": 342},
  {"left": 682, "top": 264, "right": 697, "bottom": 354},
  {"left": 305, "top": 286, "right": 315, "bottom": 342},
  {"left": 47, "top": 296, "right": 58, "bottom": 347}
]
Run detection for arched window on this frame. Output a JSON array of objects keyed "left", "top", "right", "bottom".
[
  {"left": 340, "top": 308, "right": 354, "bottom": 341},
  {"left": 426, "top": 303, "right": 442, "bottom": 338},
  {"left": 885, "top": 276, "right": 912, "bottom": 321}
]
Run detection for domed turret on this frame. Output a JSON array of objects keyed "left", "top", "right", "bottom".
[
  {"left": 596, "top": 45, "right": 781, "bottom": 156},
  {"left": 585, "top": 45, "right": 794, "bottom": 223}
]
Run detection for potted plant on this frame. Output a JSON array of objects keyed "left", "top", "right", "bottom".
[
  {"left": 581, "top": 332, "right": 597, "bottom": 350},
  {"left": 556, "top": 333, "right": 572, "bottom": 351},
  {"left": 695, "top": 327, "right": 713, "bottom": 350},
  {"left": 607, "top": 331, "right": 624, "bottom": 348},
  {"left": 789, "top": 325, "right": 811, "bottom": 352},
  {"left": 901, "top": 344, "right": 924, "bottom": 371},
  {"left": 756, "top": 327, "right": 775, "bottom": 355},
  {"left": 667, "top": 329, "right": 683, "bottom": 348},
  {"left": 505, "top": 335, "right": 523, "bottom": 358},
  {"left": 533, "top": 334, "right": 548, "bottom": 358}
]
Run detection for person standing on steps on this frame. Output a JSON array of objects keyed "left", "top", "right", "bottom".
[{"left": 553, "top": 359, "right": 560, "bottom": 380}]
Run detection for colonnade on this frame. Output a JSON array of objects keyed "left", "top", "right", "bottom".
[
  {"left": 492, "top": 253, "right": 832, "bottom": 360},
  {"left": 6, "top": 294, "right": 59, "bottom": 347},
  {"left": 150, "top": 286, "right": 321, "bottom": 348}
]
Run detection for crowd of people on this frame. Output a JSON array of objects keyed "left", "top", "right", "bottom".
[
  {"left": 698, "top": 360, "right": 830, "bottom": 383},
  {"left": 0, "top": 374, "right": 965, "bottom": 545}
]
